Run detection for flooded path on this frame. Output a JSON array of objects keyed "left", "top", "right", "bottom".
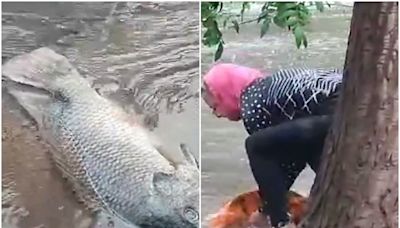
[
  {"left": 201, "top": 4, "right": 352, "bottom": 226},
  {"left": 2, "top": 2, "right": 199, "bottom": 228}
]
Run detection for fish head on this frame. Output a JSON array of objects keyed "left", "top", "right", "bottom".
[{"left": 141, "top": 145, "right": 199, "bottom": 228}]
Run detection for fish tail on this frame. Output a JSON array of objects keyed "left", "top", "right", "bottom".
[
  {"left": 2, "top": 47, "right": 82, "bottom": 128},
  {"left": 3, "top": 47, "right": 81, "bottom": 91}
]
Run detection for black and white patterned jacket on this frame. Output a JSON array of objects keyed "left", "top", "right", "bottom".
[{"left": 240, "top": 68, "right": 342, "bottom": 135}]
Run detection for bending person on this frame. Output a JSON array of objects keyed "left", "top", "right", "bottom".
[{"left": 202, "top": 63, "right": 342, "bottom": 228}]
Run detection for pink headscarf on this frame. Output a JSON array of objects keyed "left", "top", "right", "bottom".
[{"left": 203, "top": 63, "right": 264, "bottom": 121}]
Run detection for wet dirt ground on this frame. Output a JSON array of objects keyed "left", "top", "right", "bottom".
[{"left": 2, "top": 2, "right": 199, "bottom": 228}]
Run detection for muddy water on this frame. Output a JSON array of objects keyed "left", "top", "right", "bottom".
[
  {"left": 201, "top": 4, "right": 352, "bottom": 226},
  {"left": 2, "top": 2, "right": 199, "bottom": 228}
]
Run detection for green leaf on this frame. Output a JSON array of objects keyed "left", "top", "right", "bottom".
[
  {"left": 257, "top": 10, "right": 268, "bottom": 23},
  {"left": 215, "top": 42, "right": 224, "bottom": 61},
  {"left": 268, "top": 7, "right": 276, "bottom": 13},
  {"left": 209, "top": 2, "right": 220, "bottom": 10},
  {"left": 218, "top": 2, "right": 224, "bottom": 12},
  {"left": 286, "top": 17, "right": 298, "bottom": 27},
  {"left": 240, "top": 2, "right": 250, "bottom": 22},
  {"left": 261, "top": 2, "right": 269, "bottom": 11},
  {"left": 298, "top": 10, "right": 310, "bottom": 24},
  {"left": 201, "top": 2, "right": 317, "bottom": 53},
  {"left": 277, "top": 2, "right": 298, "bottom": 13},
  {"left": 260, "top": 19, "right": 270, "bottom": 38},
  {"left": 207, "top": 32, "right": 221, "bottom": 46},
  {"left": 232, "top": 20, "right": 239, "bottom": 33},
  {"left": 202, "top": 19, "right": 222, "bottom": 47},
  {"left": 303, "top": 34, "right": 308, "bottom": 47},
  {"left": 277, "top": 9, "right": 298, "bottom": 21},
  {"left": 273, "top": 15, "right": 286, "bottom": 28},
  {"left": 242, "top": 2, "right": 250, "bottom": 10},
  {"left": 223, "top": 18, "right": 228, "bottom": 28},
  {"left": 203, "top": 29, "right": 211, "bottom": 38},
  {"left": 294, "top": 26, "right": 304, "bottom": 48},
  {"left": 315, "top": 2, "right": 324, "bottom": 12},
  {"left": 202, "top": 17, "right": 214, "bottom": 27},
  {"left": 223, "top": 15, "right": 232, "bottom": 28}
]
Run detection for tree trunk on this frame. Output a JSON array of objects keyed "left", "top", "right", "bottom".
[{"left": 300, "top": 3, "right": 398, "bottom": 228}]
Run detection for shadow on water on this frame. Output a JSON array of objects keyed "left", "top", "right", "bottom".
[
  {"left": 200, "top": 4, "right": 352, "bottom": 227},
  {"left": 2, "top": 2, "right": 199, "bottom": 228}
]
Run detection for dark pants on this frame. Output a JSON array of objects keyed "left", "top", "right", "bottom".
[{"left": 245, "top": 115, "right": 332, "bottom": 226}]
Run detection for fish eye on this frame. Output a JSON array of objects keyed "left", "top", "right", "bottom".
[{"left": 183, "top": 206, "right": 198, "bottom": 223}]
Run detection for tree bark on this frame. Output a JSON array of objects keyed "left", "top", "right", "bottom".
[{"left": 300, "top": 3, "right": 398, "bottom": 228}]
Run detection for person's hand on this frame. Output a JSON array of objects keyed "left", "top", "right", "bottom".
[
  {"left": 276, "top": 222, "right": 297, "bottom": 228},
  {"left": 248, "top": 211, "right": 271, "bottom": 227}
]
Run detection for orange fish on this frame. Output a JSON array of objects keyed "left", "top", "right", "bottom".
[{"left": 208, "top": 189, "right": 308, "bottom": 228}]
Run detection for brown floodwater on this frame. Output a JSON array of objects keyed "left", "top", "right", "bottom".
[
  {"left": 200, "top": 4, "right": 352, "bottom": 227},
  {"left": 2, "top": 2, "right": 199, "bottom": 228}
]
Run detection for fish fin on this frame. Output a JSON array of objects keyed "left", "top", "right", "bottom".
[
  {"left": 5, "top": 86, "right": 52, "bottom": 130},
  {"left": 179, "top": 143, "right": 199, "bottom": 169},
  {"left": 148, "top": 133, "right": 198, "bottom": 170},
  {"left": 147, "top": 133, "right": 184, "bottom": 168},
  {"left": 2, "top": 47, "right": 79, "bottom": 128},
  {"left": 2, "top": 47, "right": 79, "bottom": 91}
]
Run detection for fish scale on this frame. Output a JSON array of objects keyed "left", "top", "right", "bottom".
[
  {"left": 49, "top": 95, "right": 175, "bottom": 217},
  {"left": 2, "top": 47, "right": 199, "bottom": 228}
]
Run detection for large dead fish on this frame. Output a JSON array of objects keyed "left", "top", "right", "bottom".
[{"left": 2, "top": 47, "right": 199, "bottom": 228}]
